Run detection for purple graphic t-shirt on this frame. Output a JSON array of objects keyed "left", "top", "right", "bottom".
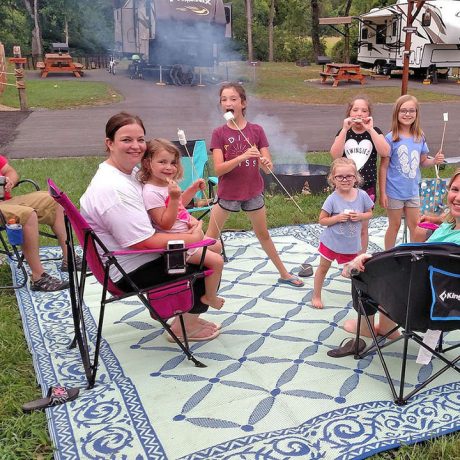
[{"left": 211, "top": 122, "right": 269, "bottom": 201}]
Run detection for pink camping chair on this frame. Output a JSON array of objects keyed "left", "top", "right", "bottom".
[{"left": 48, "top": 179, "right": 215, "bottom": 389}]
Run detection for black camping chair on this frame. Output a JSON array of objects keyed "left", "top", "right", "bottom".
[
  {"left": 0, "top": 179, "right": 58, "bottom": 289},
  {"left": 48, "top": 179, "right": 215, "bottom": 389},
  {"left": 351, "top": 242, "right": 460, "bottom": 405}
]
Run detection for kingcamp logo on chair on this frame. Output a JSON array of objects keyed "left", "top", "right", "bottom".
[
  {"left": 439, "top": 290, "right": 460, "bottom": 303},
  {"left": 429, "top": 266, "right": 460, "bottom": 321}
]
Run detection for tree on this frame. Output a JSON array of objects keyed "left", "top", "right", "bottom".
[
  {"left": 22, "top": 0, "right": 42, "bottom": 58},
  {"left": 246, "top": 0, "right": 254, "bottom": 62},
  {"left": 268, "top": 0, "right": 275, "bottom": 61},
  {"left": 343, "top": 0, "right": 353, "bottom": 63},
  {"left": 310, "top": 0, "right": 322, "bottom": 60}
]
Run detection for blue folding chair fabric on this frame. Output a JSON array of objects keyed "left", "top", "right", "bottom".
[{"left": 172, "top": 139, "right": 218, "bottom": 216}]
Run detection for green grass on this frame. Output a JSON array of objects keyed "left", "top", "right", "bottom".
[
  {"left": 217, "top": 62, "right": 460, "bottom": 105},
  {"left": 0, "top": 63, "right": 122, "bottom": 109}
]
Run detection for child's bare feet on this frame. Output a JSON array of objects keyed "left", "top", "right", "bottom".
[
  {"left": 311, "top": 297, "right": 324, "bottom": 309},
  {"left": 201, "top": 295, "right": 225, "bottom": 310}
]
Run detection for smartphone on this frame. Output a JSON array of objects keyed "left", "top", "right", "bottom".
[{"left": 166, "top": 240, "right": 186, "bottom": 274}]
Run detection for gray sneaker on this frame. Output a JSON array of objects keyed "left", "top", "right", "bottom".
[
  {"left": 30, "top": 273, "right": 70, "bottom": 292},
  {"left": 61, "top": 255, "right": 83, "bottom": 272}
]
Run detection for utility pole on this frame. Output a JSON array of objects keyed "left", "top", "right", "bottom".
[
  {"left": 401, "top": 0, "right": 426, "bottom": 95},
  {"left": 401, "top": 0, "right": 414, "bottom": 95}
]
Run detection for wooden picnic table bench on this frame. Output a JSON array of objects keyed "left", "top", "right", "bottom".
[
  {"left": 320, "top": 63, "right": 366, "bottom": 87},
  {"left": 38, "top": 53, "right": 84, "bottom": 78}
]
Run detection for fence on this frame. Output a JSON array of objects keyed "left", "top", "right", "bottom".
[{"left": 23, "top": 54, "right": 110, "bottom": 70}]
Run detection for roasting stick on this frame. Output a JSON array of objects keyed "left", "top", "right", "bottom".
[
  {"left": 223, "top": 111, "right": 302, "bottom": 212},
  {"left": 177, "top": 128, "right": 224, "bottom": 239},
  {"left": 431, "top": 112, "right": 448, "bottom": 213}
]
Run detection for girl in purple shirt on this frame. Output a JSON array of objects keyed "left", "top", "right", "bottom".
[{"left": 206, "top": 83, "right": 304, "bottom": 287}]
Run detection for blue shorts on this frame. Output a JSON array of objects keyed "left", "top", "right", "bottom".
[{"left": 218, "top": 194, "right": 265, "bottom": 212}]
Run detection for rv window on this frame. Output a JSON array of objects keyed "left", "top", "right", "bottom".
[
  {"left": 225, "top": 5, "right": 231, "bottom": 24},
  {"left": 376, "top": 24, "right": 386, "bottom": 45},
  {"left": 392, "top": 21, "right": 397, "bottom": 36},
  {"left": 422, "top": 11, "right": 431, "bottom": 27},
  {"left": 362, "top": 28, "right": 368, "bottom": 40}
]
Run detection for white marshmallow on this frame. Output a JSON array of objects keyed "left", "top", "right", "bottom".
[
  {"left": 224, "top": 111, "right": 235, "bottom": 121},
  {"left": 177, "top": 129, "right": 187, "bottom": 146},
  {"left": 443, "top": 112, "right": 448, "bottom": 122}
]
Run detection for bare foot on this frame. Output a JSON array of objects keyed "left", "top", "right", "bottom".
[
  {"left": 170, "top": 317, "right": 221, "bottom": 331},
  {"left": 201, "top": 295, "right": 225, "bottom": 310},
  {"left": 168, "top": 322, "right": 220, "bottom": 342},
  {"left": 311, "top": 297, "right": 324, "bottom": 309},
  {"left": 343, "top": 318, "right": 401, "bottom": 339}
]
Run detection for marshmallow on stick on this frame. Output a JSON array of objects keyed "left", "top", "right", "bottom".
[
  {"left": 177, "top": 128, "right": 187, "bottom": 146},
  {"left": 440, "top": 112, "right": 448, "bottom": 151},
  {"left": 223, "top": 111, "right": 235, "bottom": 121}
]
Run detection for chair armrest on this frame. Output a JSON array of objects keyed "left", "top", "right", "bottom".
[
  {"left": 15, "top": 179, "right": 40, "bottom": 191},
  {"left": 109, "top": 238, "right": 217, "bottom": 256}
]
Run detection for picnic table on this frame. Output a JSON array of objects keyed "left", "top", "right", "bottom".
[
  {"left": 320, "top": 63, "right": 366, "bottom": 87},
  {"left": 36, "top": 53, "right": 84, "bottom": 78}
]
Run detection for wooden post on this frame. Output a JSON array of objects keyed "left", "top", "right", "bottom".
[
  {"left": 0, "top": 42, "right": 6, "bottom": 97},
  {"left": 401, "top": 0, "right": 414, "bottom": 96},
  {"left": 9, "top": 46, "right": 28, "bottom": 111}
]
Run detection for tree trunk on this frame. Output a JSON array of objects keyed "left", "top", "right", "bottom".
[
  {"left": 23, "top": 0, "right": 43, "bottom": 59},
  {"left": 246, "top": 0, "right": 254, "bottom": 62},
  {"left": 310, "top": 0, "right": 321, "bottom": 61},
  {"left": 268, "top": 0, "right": 275, "bottom": 62},
  {"left": 343, "top": 0, "right": 353, "bottom": 63}
]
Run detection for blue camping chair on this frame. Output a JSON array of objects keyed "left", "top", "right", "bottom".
[{"left": 172, "top": 139, "right": 227, "bottom": 260}]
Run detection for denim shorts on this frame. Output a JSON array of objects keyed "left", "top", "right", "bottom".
[
  {"left": 387, "top": 196, "right": 420, "bottom": 210},
  {"left": 218, "top": 194, "right": 265, "bottom": 212}
]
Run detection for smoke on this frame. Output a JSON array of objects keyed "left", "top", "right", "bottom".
[{"left": 251, "top": 113, "right": 309, "bottom": 165}]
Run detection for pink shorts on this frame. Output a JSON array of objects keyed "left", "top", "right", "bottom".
[{"left": 319, "top": 242, "right": 357, "bottom": 264}]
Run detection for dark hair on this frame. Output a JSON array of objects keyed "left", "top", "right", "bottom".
[
  {"left": 105, "top": 112, "right": 146, "bottom": 143},
  {"left": 219, "top": 82, "right": 247, "bottom": 115},
  {"left": 138, "top": 138, "right": 184, "bottom": 183}
]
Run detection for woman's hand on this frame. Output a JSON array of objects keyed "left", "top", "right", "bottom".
[
  {"left": 167, "top": 180, "right": 182, "bottom": 200},
  {"left": 379, "top": 193, "right": 388, "bottom": 209},
  {"left": 342, "top": 253, "right": 373, "bottom": 278}
]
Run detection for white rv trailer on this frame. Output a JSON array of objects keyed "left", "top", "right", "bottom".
[
  {"left": 357, "top": 0, "right": 460, "bottom": 75},
  {"left": 113, "top": 0, "right": 230, "bottom": 67}
]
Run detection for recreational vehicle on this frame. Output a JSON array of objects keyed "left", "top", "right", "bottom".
[
  {"left": 357, "top": 0, "right": 460, "bottom": 76},
  {"left": 113, "top": 0, "right": 230, "bottom": 68}
]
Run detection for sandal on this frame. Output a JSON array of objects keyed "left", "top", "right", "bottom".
[
  {"left": 298, "top": 263, "right": 314, "bottom": 277},
  {"left": 278, "top": 276, "right": 304, "bottom": 287},
  {"left": 22, "top": 386, "right": 79, "bottom": 413},
  {"left": 166, "top": 326, "right": 221, "bottom": 343},
  {"left": 327, "top": 338, "right": 366, "bottom": 358}
]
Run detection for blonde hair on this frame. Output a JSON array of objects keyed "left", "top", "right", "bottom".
[
  {"left": 327, "top": 157, "right": 363, "bottom": 188},
  {"left": 138, "top": 138, "right": 184, "bottom": 183},
  {"left": 445, "top": 168, "right": 460, "bottom": 227},
  {"left": 346, "top": 94, "right": 372, "bottom": 117},
  {"left": 391, "top": 94, "right": 423, "bottom": 142}
]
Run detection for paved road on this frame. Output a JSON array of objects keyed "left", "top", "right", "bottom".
[{"left": 2, "top": 68, "right": 460, "bottom": 159}]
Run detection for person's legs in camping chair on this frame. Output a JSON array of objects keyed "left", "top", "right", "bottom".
[{"left": 187, "top": 248, "right": 225, "bottom": 310}]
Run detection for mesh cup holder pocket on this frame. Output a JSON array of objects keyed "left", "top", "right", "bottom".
[{"left": 148, "top": 280, "right": 194, "bottom": 319}]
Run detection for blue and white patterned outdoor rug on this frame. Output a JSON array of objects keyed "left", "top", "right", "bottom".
[{"left": 12, "top": 217, "right": 460, "bottom": 460}]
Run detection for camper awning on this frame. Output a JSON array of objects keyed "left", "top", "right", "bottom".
[
  {"left": 360, "top": 8, "right": 397, "bottom": 21},
  {"left": 319, "top": 16, "right": 353, "bottom": 25}
]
